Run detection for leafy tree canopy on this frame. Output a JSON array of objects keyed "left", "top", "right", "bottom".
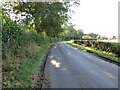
[{"left": 11, "top": 2, "right": 68, "bottom": 37}]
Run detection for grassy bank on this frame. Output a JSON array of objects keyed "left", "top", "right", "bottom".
[
  {"left": 67, "top": 42, "right": 119, "bottom": 64},
  {"left": 3, "top": 43, "right": 54, "bottom": 88}
]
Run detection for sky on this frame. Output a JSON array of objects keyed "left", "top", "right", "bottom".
[{"left": 70, "top": 0, "right": 120, "bottom": 37}]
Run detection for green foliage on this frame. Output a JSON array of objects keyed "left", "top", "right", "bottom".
[
  {"left": 82, "top": 35, "right": 91, "bottom": 39},
  {"left": 87, "top": 32, "right": 98, "bottom": 39},
  {"left": 82, "top": 32, "right": 100, "bottom": 40},
  {"left": 96, "top": 35, "right": 101, "bottom": 39},
  {"left": 61, "top": 23, "right": 84, "bottom": 39},
  {"left": 67, "top": 42, "right": 119, "bottom": 63},
  {"left": 73, "top": 40, "right": 120, "bottom": 57},
  {"left": 11, "top": 44, "right": 51, "bottom": 88},
  {"left": 12, "top": 2, "right": 68, "bottom": 37},
  {"left": 2, "top": 14, "right": 62, "bottom": 88}
]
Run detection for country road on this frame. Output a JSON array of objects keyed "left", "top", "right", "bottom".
[{"left": 43, "top": 42, "right": 118, "bottom": 88}]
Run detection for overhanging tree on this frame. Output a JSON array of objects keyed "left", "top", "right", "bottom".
[{"left": 12, "top": 2, "right": 68, "bottom": 37}]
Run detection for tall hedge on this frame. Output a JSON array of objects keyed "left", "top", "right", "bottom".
[{"left": 2, "top": 15, "right": 63, "bottom": 59}]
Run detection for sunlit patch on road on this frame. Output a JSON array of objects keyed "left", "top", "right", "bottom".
[
  {"left": 51, "top": 60, "right": 61, "bottom": 68},
  {"left": 74, "top": 48, "right": 77, "bottom": 49},
  {"left": 67, "top": 53, "right": 71, "bottom": 55},
  {"left": 102, "top": 71, "right": 116, "bottom": 78},
  {"left": 62, "top": 68, "right": 68, "bottom": 71},
  {"left": 48, "top": 55, "right": 54, "bottom": 59},
  {"left": 54, "top": 45, "right": 57, "bottom": 48}
]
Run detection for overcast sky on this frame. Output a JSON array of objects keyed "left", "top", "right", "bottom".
[{"left": 70, "top": 0, "right": 120, "bottom": 37}]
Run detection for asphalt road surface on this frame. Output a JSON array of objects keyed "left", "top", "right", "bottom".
[{"left": 43, "top": 42, "right": 118, "bottom": 88}]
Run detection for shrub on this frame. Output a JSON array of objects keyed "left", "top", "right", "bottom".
[{"left": 73, "top": 40, "right": 120, "bottom": 56}]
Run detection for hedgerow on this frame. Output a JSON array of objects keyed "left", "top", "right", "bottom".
[
  {"left": 2, "top": 15, "right": 62, "bottom": 88},
  {"left": 73, "top": 40, "right": 120, "bottom": 57}
]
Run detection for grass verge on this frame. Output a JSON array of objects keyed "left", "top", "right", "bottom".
[
  {"left": 67, "top": 42, "right": 120, "bottom": 65},
  {"left": 4, "top": 43, "right": 54, "bottom": 88}
]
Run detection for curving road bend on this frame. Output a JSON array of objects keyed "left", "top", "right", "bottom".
[{"left": 43, "top": 42, "right": 118, "bottom": 88}]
